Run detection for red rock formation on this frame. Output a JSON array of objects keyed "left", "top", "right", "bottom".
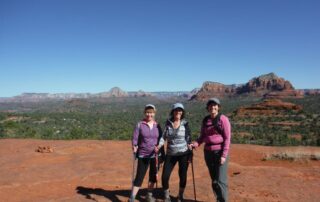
[
  {"left": 235, "top": 99, "right": 303, "bottom": 117},
  {"left": 264, "top": 90, "right": 304, "bottom": 99},
  {"left": 191, "top": 73, "right": 303, "bottom": 100},
  {"left": 236, "top": 73, "right": 295, "bottom": 95},
  {"left": 191, "top": 82, "right": 237, "bottom": 101}
]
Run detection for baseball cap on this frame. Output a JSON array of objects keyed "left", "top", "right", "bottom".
[
  {"left": 172, "top": 103, "right": 184, "bottom": 110},
  {"left": 145, "top": 104, "right": 156, "bottom": 111},
  {"left": 206, "top": 97, "right": 221, "bottom": 106}
]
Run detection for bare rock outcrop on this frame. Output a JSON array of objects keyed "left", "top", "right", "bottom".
[
  {"left": 35, "top": 146, "right": 54, "bottom": 153},
  {"left": 191, "top": 82, "right": 237, "bottom": 101},
  {"left": 234, "top": 99, "right": 303, "bottom": 117},
  {"left": 236, "top": 73, "right": 294, "bottom": 95}
]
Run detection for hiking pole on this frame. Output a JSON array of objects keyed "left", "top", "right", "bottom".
[
  {"left": 155, "top": 148, "right": 159, "bottom": 189},
  {"left": 131, "top": 152, "right": 137, "bottom": 189},
  {"left": 190, "top": 150, "right": 197, "bottom": 202}
]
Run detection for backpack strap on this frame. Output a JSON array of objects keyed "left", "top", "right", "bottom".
[
  {"left": 184, "top": 121, "right": 192, "bottom": 144},
  {"left": 156, "top": 123, "right": 163, "bottom": 145},
  {"left": 203, "top": 114, "right": 223, "bottom": 135},
  {"left": 213, "top": 113, "right": 223, "bottom": 135},
  {"left": 137, "top": 121, "right": 142, "bottom": 147}
]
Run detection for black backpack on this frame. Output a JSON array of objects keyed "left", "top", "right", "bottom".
[{"left": 203, "top": 113, "right": 223, "bottom": 135}]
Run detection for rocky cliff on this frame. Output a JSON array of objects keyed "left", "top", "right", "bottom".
[
  {"left": 236, "top": 73, "right": 294, "bottom": 95},
  {"left": 190, "top": 82, "right": 238, "bottom": 101},
  {"left": 191, "top": 73, "right": 303, "bottom": 100}
]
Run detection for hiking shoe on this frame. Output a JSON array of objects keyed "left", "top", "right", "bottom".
[
  {"left": 163, "top": 189, "right": 171, "bottom": 202},
  {"left": 146, "top": 192, "right": 155, "bottom": 202},
  {"left": 177, "top": 194, "right": 184, "bottom": 202},
  {"left": 164, "top": 198, "right": 171, "bottom": 202}
]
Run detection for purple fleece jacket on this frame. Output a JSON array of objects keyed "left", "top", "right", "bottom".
[
  {"left": 132, "top": 120, "right": 161, "bottom": 158},
  {"left": 197, "top": 114, "right": 231, "bottom": 158}
]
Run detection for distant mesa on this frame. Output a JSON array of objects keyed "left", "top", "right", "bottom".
[
  {"left": 234, "top": 99, "right": 303, "bottom": 117},
  {"left": 2, "top": 87, "right": 153, "bottom": 102},
  {"left": 0, "top": 72, "right": 318, "bottom": 103},
  {"left": 98, "top": 87, "right": 128, "bottom": 98},
  {"left": 301, "top": 89, "right": 320, "bottom": 96},
  {"left": 128, "top": 90, "right": 153, "bottom": 97},
  {"left": 236, "top": 72, "right": 294, "bottom": 95},
  {"left": 191, "top": 82, "right": 238, "bottom": 101},
  {"left": 191, "top": 73, "right": 303, "bottom": 100}
]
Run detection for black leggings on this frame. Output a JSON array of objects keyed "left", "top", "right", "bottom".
[
  {"left": 162, "top": 153, "right": 190, "bottom": 190},
  {"left": 133, "top": 157, "right": 157, "bottom": 187}
]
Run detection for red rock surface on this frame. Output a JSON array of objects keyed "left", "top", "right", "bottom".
[
  {"left": 263, "top": 90, "right": 304, "bottom": 99},
  {"left": 235, "top": 99, "right": 303, "bottom": 117},
  {"left": 0, "top": 139, "right": 319, "bottom": 202}
]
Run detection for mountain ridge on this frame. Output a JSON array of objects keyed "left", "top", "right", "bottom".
[
  {"left": 191, "top": 72, "right": 307, "bottom": 100},
  {"left": 1, "top": 73, "right": 319, "bottom": 102}
]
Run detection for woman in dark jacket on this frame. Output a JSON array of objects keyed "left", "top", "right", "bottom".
[{"left": 156, "top": 103, "right": 192, "bottom": 202}]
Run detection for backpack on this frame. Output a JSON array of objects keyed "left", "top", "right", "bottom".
[{"left": 203, "top": 113, "right": 223, "bottom": 135}]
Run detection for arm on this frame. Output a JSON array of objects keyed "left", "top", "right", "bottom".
[
  {"left": 185, "top": 122, "right": 192, "bottom": 144},
  {"left": 132, "top": 123, "right": 140, "bottom": 147},
  {"left": 196, "top": 121, "right": 206, "bottom": 145},
  {"left": 192, "top": 120, "right": 206, "bottom": 148},
  {"left": 158, "top": 125, "right": 167, "bottom": 148},
  {"left": 221, "top": 116, "right": 231, "bottom": 158}
]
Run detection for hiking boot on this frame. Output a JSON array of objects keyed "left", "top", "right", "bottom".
[
  {"left": 128, "top": 196, "right": 135, "bottom": 202},
  {"left": 177, "top": 187, "right": 185, "bottom": 202},
  {"left": 146, "top": 192, "right": 155, "bottom": 202},
  {"left": 177, "top": 194, "right": 184, "bottom": 202},
  {"left": 163, "top": 189, "right": 171, "bottom": 202},
  {"left": 164, "top": 197, "right": 171, "bottom": 202}
]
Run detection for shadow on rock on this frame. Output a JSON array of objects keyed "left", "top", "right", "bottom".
[{"left": 76, "top": 186, "right": 167, "bottom": 202}]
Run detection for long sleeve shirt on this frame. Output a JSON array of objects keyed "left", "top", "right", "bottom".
[
  {"left": 159, "top": 119, "right": 191, "bottom": 156},
  {"left": 132, "top": 120, "right": 162, "bottom": 158},
  {"left": 196, "top": 114, "right": 231, "bottom": 158}
]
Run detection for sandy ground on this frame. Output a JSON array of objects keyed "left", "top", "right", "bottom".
[{"left": 0, "top": 139, "right": 319, "bottom": 202}]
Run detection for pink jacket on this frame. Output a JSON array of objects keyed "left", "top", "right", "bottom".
[{"left": 197, "top": 114, "right": 231, "bottom": 158}]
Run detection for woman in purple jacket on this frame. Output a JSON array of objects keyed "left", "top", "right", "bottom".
[
  {"left": 129, "top": 104, "right": 162, "bottom": 202},
  {"left": 192, "top": 98, "right": 231, "bottom": 202}
]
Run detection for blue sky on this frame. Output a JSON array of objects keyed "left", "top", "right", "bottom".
[{"left": 1, "top": 0, "right": 319, "bottom": 97}]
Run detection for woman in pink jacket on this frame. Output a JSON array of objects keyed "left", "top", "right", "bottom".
[{"left": 192, "top": 97, "right": 231, "bottom": 202}]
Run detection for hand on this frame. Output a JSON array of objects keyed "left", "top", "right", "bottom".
[
  {"left": 154, "top": 145, "right": 159, "bottom": 153},
  {"left": 188, "top": 144, "right": 193, "bottom": 150},
  {"left": 133, "top": 145, "right": 138, "bottom": 153},
  {"left": 220, "top": 157, "right": 226, "bottom": 165},
  {"left": 192, "top": 141, "right": 199, "bottom": 148}
]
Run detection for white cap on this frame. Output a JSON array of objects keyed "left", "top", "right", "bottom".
[
  {"left": 145, "top": 104, "right": 156, "bottom": 110},
  {"left": 172, "top": 103, "right": 184, "bottom": 110}
]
